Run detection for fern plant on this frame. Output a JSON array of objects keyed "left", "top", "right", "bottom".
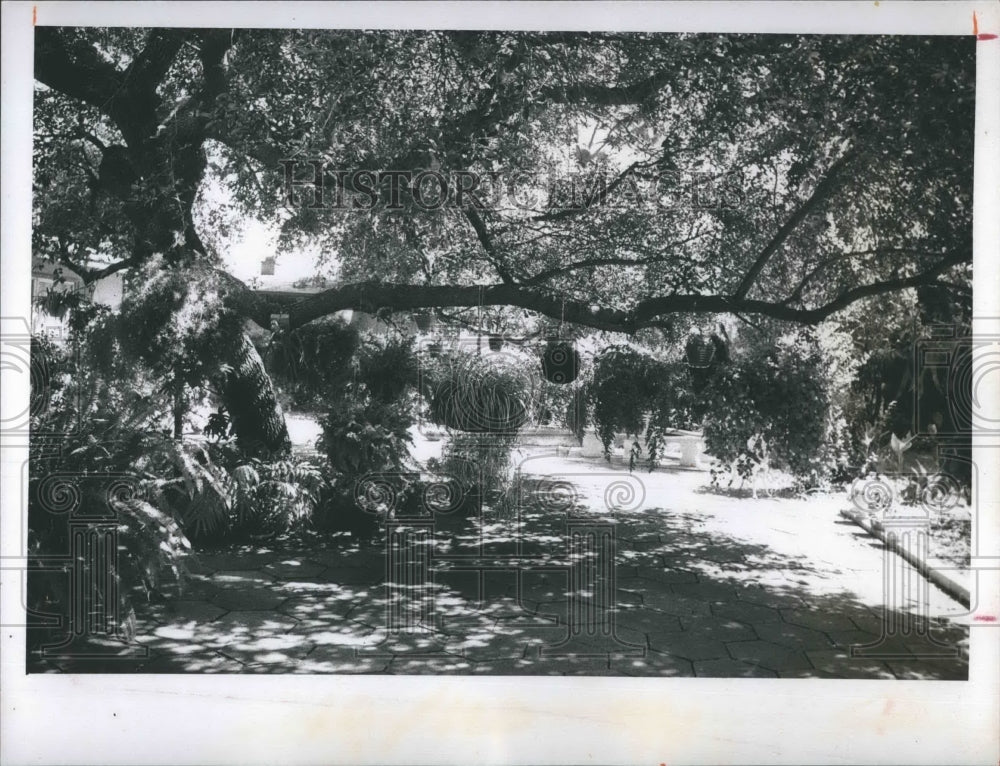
[{"left": 229, "top": 457, "right": 325, "bottom": 539}]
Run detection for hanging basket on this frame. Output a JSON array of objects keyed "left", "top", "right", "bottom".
[
  {"left": 541, "top": 341, "right": 581, "bottom": 384},
  {"left": 684, "top": 334, "right": 716, "bottom": 369},
  {"left": 488, "top": 335, "right": 504, "bottom": 351}
]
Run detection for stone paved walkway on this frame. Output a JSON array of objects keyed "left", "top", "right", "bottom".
[{"left": 33, "top": 455, "right": 970, "bottom": 678}]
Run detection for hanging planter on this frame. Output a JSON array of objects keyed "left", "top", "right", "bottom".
[
  {"left": 412, "top": 311, "right": 433, "bottom": 332},
  {"left": 488, "top": 335, "right": 504, "bottom": 351},
  {"left": 541, "top": 341, "right": 581, "bottom": 385},
  {"left": 684, "top": 332, "right": 716, "bottom": 369},
  {"left": 429, "top": 371, "right": 527, "bottom": 433}
]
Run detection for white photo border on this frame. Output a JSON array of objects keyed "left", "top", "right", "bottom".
[{"left": 2, "top": 3, "right": 998, "bottom": 764}]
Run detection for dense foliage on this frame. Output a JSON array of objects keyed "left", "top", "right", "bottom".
[{"left": 31, "top": 29, "right": 973, "bottom": 474}]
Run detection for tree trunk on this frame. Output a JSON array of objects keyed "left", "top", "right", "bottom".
[{"left": 221, "top": 331, "right": 291, "bottom": 457}]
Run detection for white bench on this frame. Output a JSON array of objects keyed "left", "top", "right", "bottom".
[{"left": 580, "top": 429, "right": 705, "bottom": 468}]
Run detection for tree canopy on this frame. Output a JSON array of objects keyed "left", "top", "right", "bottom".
[{"left": 34, "top": 29, "right": 973, "bottom": 333}]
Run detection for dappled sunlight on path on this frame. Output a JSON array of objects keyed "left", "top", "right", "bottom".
[{"left": 32, "top": 456, "right": 969, "bottom": 678}]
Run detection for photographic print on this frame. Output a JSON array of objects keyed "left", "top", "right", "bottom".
[{"left": 3, "top": 2, "right": 999, "bottom": 765}]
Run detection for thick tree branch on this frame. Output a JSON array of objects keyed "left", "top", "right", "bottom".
[
  {"left": 521, "top": 230, "right": 707, "bottom": 286},
  {"left": 230, "top": 248, "right": 968, "bottom": 334},
  {"left": 461, "top": 206, "right": 515, "bottom": 284},
  {"left": 124, "top": 30, "right": 188, "bottom": 94},
  {"left": 197, "top": 29, "right": 235, "bottom": 99},
  {"left": 733, "top": 150, "right": 856, "bottom": 301},
  {"left": 34, "top": 27, "right": 123, "bottom": 111},
  {"left": 530, "top": 161, "right": 641, "bottom": 223}
]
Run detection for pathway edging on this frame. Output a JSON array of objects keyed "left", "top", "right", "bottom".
[{"left": 839, "top": 508, "right": 971, "bottom": 609}]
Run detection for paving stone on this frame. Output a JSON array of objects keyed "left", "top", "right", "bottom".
[
  {"left": 388, "top": 655, "right": 478, "bottom": 674},
  {"left": 446, "top": 630, "right": 530, "bottom": 661},
  {"left": 194, "top": 552, "right": 280, "bottom": 571},
  {"left": 305, "top": 548, "right": 382, "bottom": 569},
  {"left": 491, "top": 607, "right": 563, "bottom": 633},
  {"left": 289, "top": 620, "right": 377, "bottom": 648},
  {"left": 277, "top": 592, "right": 363, "bottom": 623},
  {"left": 671, "top": 581, "right": 740, "bottom": 602},
  {"left": 726, "top": 640, "right": 812, "bottom": 672},
  {"left": 211, "top": 588, "right": 288, "bottom": 612},
  {"left": 825, "top": 629, "right": 884, "bottom": 650},
  {"left": 536, "top": 636, "right": 613, "bottom": 662},
  {"left": 469, "top": 657, "right": 565, "bottom": 675},
  {"left": 180, "top": 577, "right": 225, "bottom": 601},
  {"left": 297, "top": 646, "right": 392, "bottom": 673},
  {"left": 435, "top": 569, "right": 485, "bottom": 603},
  {"left": 753, "top": 621, "right": 834, "bottom": 651},
  {"left": 482, "top": 570, "right": 523, "bottom": 599},
  {"left": 884, "top": 656, "right": 968, "bottom": 681},
  {"left": 776, "top": 668, "right": 823, "bottom": 678},
  {"left": 629, "top": 539, "right": 666, "bottom": 552},
  {"left": 263, "top": 560, "right": 327, "bottom": 580},
  {"left": 146, "top": 622, "right": 220, "bottom": 644},
  {"left": 677, "top": 615, "right": 757, "bottom": 642},
  {"left": 181, "top": 556, "right": 219, "bottom": 576},
  {"left": 711, "top": 601, "right": 783, "bottom": 624},
  {"left": 158, "top": 599, "right": 228, "bottom": 623},
  {"left": 780, "top": 608, "right": 858, "bottom": 633},
  {"left": 643, "top": 590, "right": 713, "bottom": 618},
  {"left": 611, "top": 625, "right": 649, "bottom": 651},
  {"left": 353, "top": 629, "right": 452, "bottom": 656},
  {"left": 697, "top": 550, "right": 747, "bottom": 565},
  {"left": 804, "top": 650, "right": 897, "bottom": 679},
  {"left": 646, "top": 635, "right": 729, "bottom": 662},
  {"left": 317, "top": 567, "right": 384, "bottom": 586},
  {"left": 134, "top": 635, "right": 214, "bottom": 658},
  {"left": 204, "top": 610, "right": 299, "bottom": 645},
  {"left": 693, "top": 658, "right": 778, "bottom": 678},
  {"left": 211, "top": 570, "right": 276, "bottom": 588},
  {"left": 614, "top": 586, "right": 645, "bottom": 609},
  {"left": 635, "top": 566, "right": 699, "bottom": 585},
  {"left": 846, "top": 607, "right": 893, "bottom": 634},
  {"left": 733, "top": 584, "right": 809, "bottom": 610},
  {"left": 611, "top": 652, "right": 694, "bottom": 677},
  {"left": 136, "top": 650, "right": 248, "bottom": 673},
  {"left": 559, "top": 660, "right": 620, "bottom": 676},
  {"left": 619, "top": 550, "right": 665, "bottom": 568},
  {"left": 615, "top": 608, "right": 683, "bottom": 635},
  {"left": 217, "top": 632, "right": 317, "bottom": 666},
  {"left": 277, "top": 580, "right": 367, "bottom": 598}
]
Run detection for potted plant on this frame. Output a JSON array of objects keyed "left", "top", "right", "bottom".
[
  {"left": 412, "top": 311, "right": 433, "bottom": 332},
  {"left": 488, "top": 334, "right": 504, "bottom": 351}
]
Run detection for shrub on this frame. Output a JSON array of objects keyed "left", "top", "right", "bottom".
[
  {"left": 700, "top": 329, "right": 832, "bottom": 484},
  {"left": 589, "top": 345, "right": 667, "bottom": 455},
  {"left": 357, "top": 335, "right": 418, "bottom": 404},
  {"left": 318, "top": 397, "right": 414, "bottom": 476},
  {"left": 266, "top": 317, "right": 360, "bottom": 410},
  {"left": 313, "top": 341, "right": 420, "bottom": 541}
]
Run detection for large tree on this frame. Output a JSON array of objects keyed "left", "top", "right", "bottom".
[{"left": 32, "top": 28, "right": 974, "bottom": 449}]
